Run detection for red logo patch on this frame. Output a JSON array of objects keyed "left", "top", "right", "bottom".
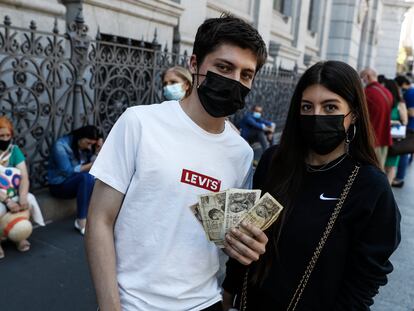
[{"left": 180, "top": 169, "right": 221, "bottom": 192}]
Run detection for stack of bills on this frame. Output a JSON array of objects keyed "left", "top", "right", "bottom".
[{"left": 191, "top": 189, "right": 284, "bottom": 248}]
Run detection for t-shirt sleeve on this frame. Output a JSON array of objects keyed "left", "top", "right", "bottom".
[
  {"left": 404, "top": 89, "right": 414, "bottom": 108},
  {"left": 10, "top": 145, "right": 25, "bottom": 167},
  {"left": 90, "top": 108, "right": 141, "bottom": 194},
  {"left": 334, "top": 180, "right": 401, "bottom": 309}
]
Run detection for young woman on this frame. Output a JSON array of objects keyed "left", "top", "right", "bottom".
[
  {"left": 222, "top": 61, "right": 401, "bottom": 310},
  {"left": 0, "top": 116, "right": 45, "bottom": 258},
  {"left": 48, "top": 126, "right": 99, "bottom": 235},
  {"left": 380, "top": 78, "right": 408, "bottom": 184},
  {"left": 161, "top": 66, "right": 192, "bottom": 101}
]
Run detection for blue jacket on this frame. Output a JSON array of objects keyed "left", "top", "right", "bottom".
[
  {"left": 48, "top": 135, "right": 92, "bottom": 185},
  {"left": 239, "top": 112, "right": 273, "bottom": 140}
]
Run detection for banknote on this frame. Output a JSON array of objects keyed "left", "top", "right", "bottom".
[
  {"left": 198, "top": 191, "right": 226, "bottom": 243},
  {"left": 222, "top": 189, "right": 261, "bottom": 237},
  {"left": 236, "top": 192, "right": 283, "bottom": 232},
  {"left": 189, "top": 203, "right": 203, "bottom": 226}
]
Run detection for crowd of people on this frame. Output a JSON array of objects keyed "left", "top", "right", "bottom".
[{"left": 0, "top": 13, "right": 410, "bottom": 311}]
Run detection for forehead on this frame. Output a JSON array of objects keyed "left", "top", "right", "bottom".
[
  {"left": 202, "top": 43, "right": 257, "bottom": 72},
  {"left": 302, "top": 84, "right": 348, "bottom": 105},
  {"left": 0, "top": 127, "right": 11, "bottom": 135},
  {"left": 164, "top": 70, "right": 183, "bottom": 81}
]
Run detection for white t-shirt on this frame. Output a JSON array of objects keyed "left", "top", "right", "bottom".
[{"left": 90, "top": 101, "right": 253, "bottom": 311}]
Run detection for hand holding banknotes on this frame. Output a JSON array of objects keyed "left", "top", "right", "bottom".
[
  {"left": 192, "top": 189, "right": 284, "bottom": 265},
  {"left": 223, "top": 221, "right": 268, "bottom": 265}
]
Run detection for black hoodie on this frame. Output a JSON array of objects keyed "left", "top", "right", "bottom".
[{"left": 222, "top": 146, "right": 401, "bottom": 310}]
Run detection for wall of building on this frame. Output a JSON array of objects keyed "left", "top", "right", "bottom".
[
  {"left": 0, "top": 0, "right": 66, "bottom": 32},
  {"left": 0, "top": 0, "right": 411, "bottom": 74}
]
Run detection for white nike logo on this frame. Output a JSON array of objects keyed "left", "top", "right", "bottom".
[{"left": 319, "top": 193, "right": 339, "bottom": 201}]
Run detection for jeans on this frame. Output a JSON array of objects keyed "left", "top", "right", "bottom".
[
  {"left": 396, "top": 153, "right": 410, "bottom": 181},
  {"left": 49, "top": 172, "right": 95, "bottom": 219}
]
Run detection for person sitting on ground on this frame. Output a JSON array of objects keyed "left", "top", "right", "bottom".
[
  {"left": 162, "top": 66, "right": 193, "bottom": 101},
  {"left": 0, "top": 116, "right": 45, "bottom": 258},
  {"left": 48, "top": 125, "right": 100, "bottom": 235},
  {"left": 239, "top": 105, "right": 275, "bottom": 156}
]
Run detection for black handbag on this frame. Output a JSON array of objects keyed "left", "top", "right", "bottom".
[{"left": 388, "top": 129, "right": 414, "bottom": 156}]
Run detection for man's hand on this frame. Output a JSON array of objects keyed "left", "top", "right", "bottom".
[{"left": 223, "top": 222, "right": 268, "bottom": 265}]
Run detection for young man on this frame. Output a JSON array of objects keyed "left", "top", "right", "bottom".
[{"left": 85, "top": 15, "right": 268, "bottom": 311}]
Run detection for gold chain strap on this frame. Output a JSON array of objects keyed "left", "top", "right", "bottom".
[
  {"left": 287, "top": 165, "right": 360, "bottom": 311},
  {"left": 240, "top": 268, "right": 249, "bottom": 311}
]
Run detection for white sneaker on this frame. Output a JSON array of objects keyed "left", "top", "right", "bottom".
[{"left": 74, "top": 220, "right": 85, "bottom": 235}]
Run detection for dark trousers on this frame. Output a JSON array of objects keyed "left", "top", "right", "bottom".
[
  {"left": 97, "top": 301, "right": 222, "bottom": 311},
  {"left": 49, "top": 172, "right": 95, "bottom": 219},
  {"left": 202, "top": 301, "right": 223, "bottom": 311}
]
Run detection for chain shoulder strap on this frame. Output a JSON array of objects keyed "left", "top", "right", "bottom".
[{"left": 287, "top": 165, "right": 360, "bottom": 311}]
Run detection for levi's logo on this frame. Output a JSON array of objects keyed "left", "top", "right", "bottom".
[{"left": 181, "top": 169, "right": 221, "bottom": 192}]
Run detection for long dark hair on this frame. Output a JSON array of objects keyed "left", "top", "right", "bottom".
[
  {"left": 382, "top": 78, "right": 402, "bottom": 108},
  {"left": 71, "top": 125, "right": 99, "bottom": 160},
  {"left": 251, "top": 61, "right": 378, "bottom": 284}
]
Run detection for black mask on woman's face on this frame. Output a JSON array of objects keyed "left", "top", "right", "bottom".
[
  {"left": 196, "top": 71, "right": 251, "bottom": 118},
  {"left": 0, "top": 139, "right": 11, "bottom": 151},
  {"left": 300, "top": 113, "right": 351, "bottom": 155}
]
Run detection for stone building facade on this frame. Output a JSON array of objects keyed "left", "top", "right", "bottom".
[{"left": 0, "top": 0, "right": 412, "bottom": 75}]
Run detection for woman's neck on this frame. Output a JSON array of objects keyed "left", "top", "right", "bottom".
[{"left": 306, "top": 142, "right": 346, "bottom": 166}]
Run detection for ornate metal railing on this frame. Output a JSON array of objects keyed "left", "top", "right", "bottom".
[{"left": 0, "top": 12, "right": 298, "bottom": 189}]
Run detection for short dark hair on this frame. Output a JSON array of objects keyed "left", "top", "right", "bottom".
[
  {"left": 192, "top": 14, "right": 267, "bottom": 73},
  {"left": 395, "top": 75, "right": 411, "bottom": 87}
]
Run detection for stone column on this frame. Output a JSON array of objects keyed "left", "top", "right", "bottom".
[{"left": 375, "top": 0, "right": 412, "bottom": 77}]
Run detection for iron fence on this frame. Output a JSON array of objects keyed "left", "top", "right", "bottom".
[{"left": 0, "top": 13, "right": 298, "bottom": 189}]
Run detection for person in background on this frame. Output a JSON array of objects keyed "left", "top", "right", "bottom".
[
  {"left": 380, "top": 78, "right": 408, "bottom": 184},
  {"left": 0, "top": 116, "right": 45, "bottom": 258},
  {"left": 223, "top": 61, "right": 400, "bottom": 310},
  {"left": 393, "top": 75, "right": 414, "bottom": 187},
  {"left": 48, "top": 125, "right": 99, "bottom": 235},
  {"left": 162, "top": 66, "right": 193, "bottom": 101},
  {"left": 239, "top": 105, "right": 275, "bottom": 159},
  {"left": 360, "top": 68, "right": 393, "bottom": 171}
]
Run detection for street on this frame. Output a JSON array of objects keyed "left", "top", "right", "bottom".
[{"left": 0, "top": 165, "right": 413, "bottom": 311}]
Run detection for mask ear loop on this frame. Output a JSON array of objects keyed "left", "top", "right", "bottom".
[{"left": 345, "top": 123, "right": 357, "bottom": 154}]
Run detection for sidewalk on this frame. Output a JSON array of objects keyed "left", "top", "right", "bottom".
[
  {"left": 0, "top": 164, "right": 413, "bottom": 311},
  {"left": 0, "top": 219, "right": 96, "bottom": 311}
]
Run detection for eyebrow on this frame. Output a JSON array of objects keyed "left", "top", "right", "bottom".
[
  {"left": 301, "top": 98, "right": 342, "bottom": 104},
  {"left": 215, "top": 58, "right": 256, "bottom": 73}
]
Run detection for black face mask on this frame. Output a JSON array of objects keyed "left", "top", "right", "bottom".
[
  {"left": 0, "top": 139, "right": 11, "bottom": 151},
  {"left": 196, "top": 71, "right": 250, "bottom": 118},
  {"left": 300, "top": 114, "right": 350, "bottom": 155}
]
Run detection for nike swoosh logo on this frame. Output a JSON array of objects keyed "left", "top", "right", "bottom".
[{"left": 320, "top": 193, "right": 339, "bottom": 201}]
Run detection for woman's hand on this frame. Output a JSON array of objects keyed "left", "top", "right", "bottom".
[
  {"left": 19, "top": 196, "right": 29, "bottom": 211},
  {"left": 7, "top": 200, "right": 22, "bottom": 213},
  {"left": 224, "top": 222, "right": 268, "bottom": 265}
]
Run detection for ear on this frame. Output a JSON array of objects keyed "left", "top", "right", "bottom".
[{"left": 189, "top": 55, "right": 197, "bottom": 74}]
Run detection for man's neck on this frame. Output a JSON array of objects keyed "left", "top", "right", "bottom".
[{"left": 180, "top": 93, "right": 226, "bottom": 134}]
